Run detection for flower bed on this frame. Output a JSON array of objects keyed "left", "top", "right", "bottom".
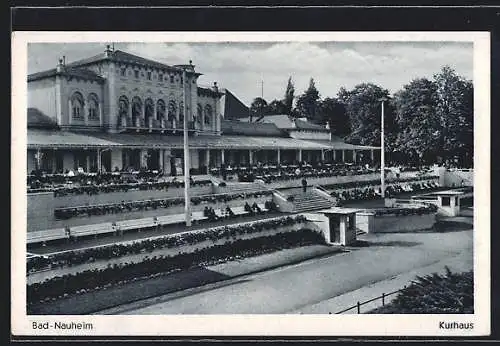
[
  {"left": 322, "top": 175, "right": 439, "bottom": 191},
  {"left": 370, "top": 203, "right": 438, "bottom": 217},
  {"left": 27, "top": 225, "right": 322, "bottom": 305},
  {"left": 53, "top": 190, "right": 273, "bottom": 220},
  {"left": 28, "top": 214, "right": 304, "bottom": 272},
  {"left": 330, "top": 179, "right": 440, "bottom": 204}
]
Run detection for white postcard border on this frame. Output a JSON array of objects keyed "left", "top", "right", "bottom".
[{"left": 11, "top": 31, "right": 491, "bottom": 337}]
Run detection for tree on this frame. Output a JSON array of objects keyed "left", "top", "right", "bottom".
[
  {"left": 433, "top": 66, "right": 473, "bottom": 166},
  {"left": 392, "top": 78, "right": 441, "bottom": 164},
  {"left": 294, "top": 78, "right": 320, "bottom": 121},
  {"left": 284, "top": 76, "right": 295, "bottom": 114},
  {"left": 337, "top": 83, "right": 396, "bottom": 148},
  {"left": 267, "top": 99, "right": 287, "bottom": 114},
  {"left": 317, "top": 97, "right": 350, "bottom": 137},
  {"left": 249, "top": 97, "right": 269, "bottom": 120}
]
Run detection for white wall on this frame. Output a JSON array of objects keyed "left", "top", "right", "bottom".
[
  {"left": 373, "top": 213, "right": 435, "bottom": 233},
  {"left": 289, "top": 129, "right": 330, "bottom": 140},
  {"left": 301, "top": 212, "right": 331, "bottom": 242},
  {"left": 27, "top": 192, "right": 55, "bottom": 232}
]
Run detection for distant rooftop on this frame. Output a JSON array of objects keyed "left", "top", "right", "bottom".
[
  {"left": 27, "top": 108, "right": 59, "bottom": 129},
  {"left": 221, "top": 119, "right": 286, "bottom": 137},
  {"left": 239, "top": 114, "right": 329, "bottom": 132}
]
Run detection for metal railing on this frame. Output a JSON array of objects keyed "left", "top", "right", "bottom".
[{"left": 335, "top": 285, "right": 407, "bottom": 314}]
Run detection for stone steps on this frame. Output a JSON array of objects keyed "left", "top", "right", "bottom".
[{"left": 292, "top": 192, "right": 335, "bottom": 212}]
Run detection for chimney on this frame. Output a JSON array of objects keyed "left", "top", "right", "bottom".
[
  {"left": 56, "top": 57, "right": 64, "bottom": 72},
  {"left": 104, "top": 44, "right": 113, "bottom": 57},
  {"left": 212, "top": 81, "right": 218, "bottom": 93}
]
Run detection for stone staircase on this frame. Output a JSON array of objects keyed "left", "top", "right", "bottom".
[
  {"left": 209, "top": 175, "right": 270, "bottom": 195},
  {"left": 291, "top": 191, "right": 336, "bottom": 212}
]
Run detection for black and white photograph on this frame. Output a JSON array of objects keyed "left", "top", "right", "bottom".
[{"left": 11, "top": 31, "right": 490, "bottom": 336}]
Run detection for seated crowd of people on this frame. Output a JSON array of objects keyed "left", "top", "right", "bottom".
[
  {"left": 226, "top": 162, "right": 377, "bottom": 183},
  {"left": 28, "top": 169, "right": 212, "bottom": 196}
]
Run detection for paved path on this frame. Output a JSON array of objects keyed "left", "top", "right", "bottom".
[{"left": 105, "top": 219, "right": 473, "bottom": 314}]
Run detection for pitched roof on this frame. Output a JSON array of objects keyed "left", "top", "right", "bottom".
[
  {"left": 28, "top": 67, "right": 106, "bottom": 83},
  {"left": 27, "top": 108, "right": 59, "bottom": 129},
  {"left": 63, "top": 49, "right": 185, "bottom": 73},
  {"left": 221, "top": 89, "right": 250, "bottom": 120},
  {"left": 240, "top": 114, "right": 329, "bottom": 132},
  {"left": 259, "top": 114, "right": 295, "bottom": 129},
  {"left": 28, "top": 49, "right": 201, "bottom": 82},
  {"left": 221, "top": 120, "right": 286, "bottom": 137}
]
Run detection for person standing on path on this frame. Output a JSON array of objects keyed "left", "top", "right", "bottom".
[{"left": 302, "top": 178, "right": 307, "bottom": 193}]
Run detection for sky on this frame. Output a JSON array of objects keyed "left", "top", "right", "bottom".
[{"left": 27, "top": 41, "right": 473, "bottom": 106}]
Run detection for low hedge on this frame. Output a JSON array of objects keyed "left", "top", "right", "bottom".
[
  {"left": 54, "top": 190, "right": 273, "bottom": 220},
  {"left": 28, "top": 214, "right": 306, "bottom": 272},
  {"left": 28, "top": 226, "right": 324, "bottom": 305},
  {"left": 323, "top": 176, "right": 439, "bottom": 191},
  {"left": 368, "top": 268, "right": 473, "bottom": 314}
]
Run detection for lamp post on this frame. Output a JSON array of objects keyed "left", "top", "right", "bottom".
[
  {"left": 182, "top": 67, "right": 192, "bottom": 227},
  {"left": 378, "top": 96, "right": 389, "bottom": 199}
]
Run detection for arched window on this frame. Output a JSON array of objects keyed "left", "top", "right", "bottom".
[
  {"left": 144, "top": 98, "right": 154, "bottom": 125},
  {"left": 71, "top": 92, "right": 84, "bottom": 120},
  {"left": 88, "top": 93, "right": 100, "bottom": 121},
  {"left": 179, "top": 101, "right": 184, "bottom": 124},
  {"left": 204, "top": 104, "right": 213, "bottom": 126},
  {"left": 156, "top": 99, "right": 166, "bottom": 121},
  {"left": 167, "top": 100, "right": 177, "bottom": 122},
  {"left": 196, "top": 103, "right": 203, "bottom": 125},
  {"left": 118, "top": 95, "right": 129, "bottom": 118},
  {"left": 131, "top": 96, "right": 142, "bottom": 125}
]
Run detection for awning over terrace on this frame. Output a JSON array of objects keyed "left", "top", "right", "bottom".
[
  {"left": 27, "top": 129, "right": 334, "bottom": 150},
  {"left": 27, "top": 129, "right": 119, "bottom": 148}
]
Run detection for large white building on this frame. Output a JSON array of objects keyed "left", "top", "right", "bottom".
[{"left": 27, "top": 46, "right": 379, "bottom": 175}]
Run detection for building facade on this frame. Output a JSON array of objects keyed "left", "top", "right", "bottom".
[{"left": 27, "top": 46, "right": 379, "bottom": 176}]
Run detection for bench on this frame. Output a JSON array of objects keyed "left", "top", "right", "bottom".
[
  {"left": 117, "top": 218, "right": 156, "bottom": 231},
  {"left": 70, "top": 222, "right": 114, "bottom": 238},
  {"left": 27, "top": 228, "right": 66, "bottom": 244}
]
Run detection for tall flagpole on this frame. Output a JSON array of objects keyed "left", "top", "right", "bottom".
[
  {"left": 380, "top": 98, "right": 386, "bottom": 199},
  {"left": 183, "top": 68, "right": 191, "bottom": 227},
  {"left": 261, "top": 73, "right": 264, "bottom": 99}
]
